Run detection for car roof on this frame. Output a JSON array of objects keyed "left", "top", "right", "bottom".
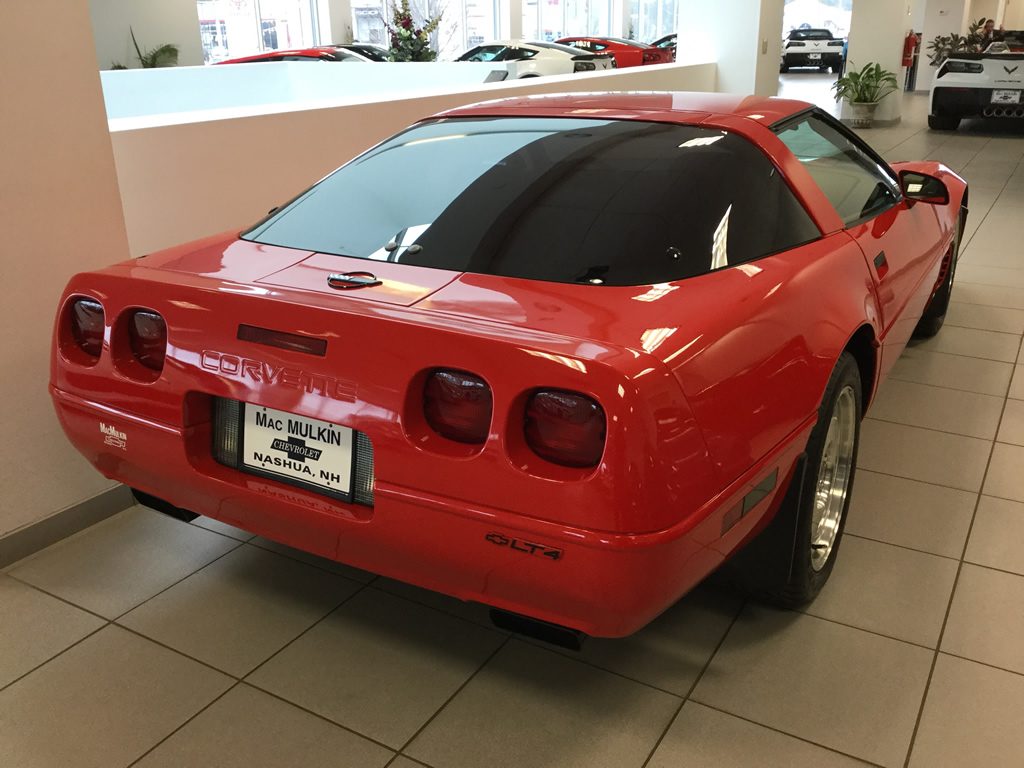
[{"left": 438, "top": 91, "right": 812, "bottom": 126}]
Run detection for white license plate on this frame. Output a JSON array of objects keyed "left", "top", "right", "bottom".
[
  {"left": 808, "top": 53, "right": 821, "bottom": 60},
  {"left": 242, "top": 405, "right": 353, "bottom": 496},
  {"left": 992, "top": 89, "right": 1021, "bottom": 104}
]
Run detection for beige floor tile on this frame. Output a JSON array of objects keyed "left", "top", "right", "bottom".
[
  {"left": 912, "top": 325, "right": 1021, "bottom": 362},
  {"left": 119, "top": 545, "right": 362, "bottom": 677},
  {"left": 371, "top": 578, "right": 502, "bottom": 631},
  {"left": 803, "top": 535, "right": 958, "bottom": 647},
  {"left": 1013, "top": 365, "right": 1024, "bottom": 398},
  {"left": 247, "top": 589, "right": 504, "bottom": 748},
  {"left": 5, "top": 506, "right": 239, "bottom": 618},
  {"left": 845, "top": 470, "right": 976, "bottom": 559},
  {"left": 997, "top": 398, "right": 1024, "bottom": 445},
  {"left": 134, "top": 684, "right": 393, "bottom": 768},
  {"left": 858, "top": 420, "right": 991, "bottom": 492},
  {"left": 0, "top": 575, "right": 105, "bottom": 689},
  {"left": 983, "top": 442, "right": 1024, "bottom": 501},
  {"left": 909, "top": 654, "right": 1024, "bottom": 768},
  {"left": 692, "top": 607, "right": 933, "bottom": 768},
  {"left": 965, "top": 496, "right": 1024, "bottom": 576},
  {"left": 945, "top": 301, "right": 1024, "bottom": 334},
  {"left": 562, "top": 584, "right": 742, "bottom": 696},
  {"left": 391, "top": 759, "right": 430, "bottom": 768},
  {"left": 647, "top": 702, "right": 866, "bottom": 768},
  {"left": 887, "top": 348, "right": 1013, "bottom": 397},
  {"left": 406, "top": 640, "right": 679, "bottom": 768},
  {"left": 942, "top": 563, "right": 1024, "bottom": 674},
  {"left": 0, "top": 626, "right": 231, "bottom": 768},
  {"left": 190, "top": 516, "right": 256, "bottom": 541},
  {"left": 248, "top": 537, "right": 376, "bottom": 583},
  {"left": 869, "top": 379, "right": 1003, "bottom": 439},
  {"left": 956, "top": 264, "right": 1024, "bottom": 290},
  {"left": 953, "top": 281, "right": 1024, "bottom": 310}
]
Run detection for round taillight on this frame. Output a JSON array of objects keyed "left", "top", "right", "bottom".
[
  {"left": 69, "top": 299, "right": 104, "bottom": 359},
  {"left": 128, "top": 310, "right": 167, "bottom": 372},
  {"left": 423, "top": 369, "right": 493, "bottom": 444},
  {"left": 525, "top": 389, "right": 606, "bottom": 468}
]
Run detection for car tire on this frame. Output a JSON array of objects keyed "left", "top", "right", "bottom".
[
  {"left": 723, "top": 352, "right": 862, "bottom": 607},
  {"left": 780, "top": 63, "right": 789, "bottom": 73},
  {"left": 518, "top": 73, "right": 541, "bottom": 78},
  {"left": 928, "top": 114, "right": 961, "bottom": 131},
  {"left": 913, "top": 205, "right": 965, "bottom": 338}
]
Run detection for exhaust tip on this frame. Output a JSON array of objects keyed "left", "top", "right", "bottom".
[{"left": 490, "top": 609, "right": 587, "bottom": 650}]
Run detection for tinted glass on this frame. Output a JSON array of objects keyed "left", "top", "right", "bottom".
[
  {"left": 457, "top": 45, "right": 507, "bottom": 61},
  {"left": 776, "top": 115, "right": 899, "bottom": 226},
  {"left": 245, "top": 118, "right": 821, "bottom": 286},
  {"left": 789, "top": 29, "right": 833, "bottom": 40}
]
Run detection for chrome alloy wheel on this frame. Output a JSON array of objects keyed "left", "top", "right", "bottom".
[{"left": 810, "top": 385, "right": 857, "bottom": 572}]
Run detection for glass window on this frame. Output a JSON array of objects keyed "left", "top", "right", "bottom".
[
  {"left": 775, "top": 114, "right": 899, "bottom": 226},
  {"left": 245, "top": 117, "right": 820, "bottom": 286},
  {"left": 630, "top": 0, "right": 678, "bottom": 46},
  {"left": 196, "top": 0, "right": 320, "bottom": 63},
  {"left": 457, "top": 45, "right": 508, "bottom": 61}
]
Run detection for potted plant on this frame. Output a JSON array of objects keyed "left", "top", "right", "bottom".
[
  {"left": 384, "top": 0, "right": 442, "bottom": 62},
  {"left": 832, "top": 62, "right": 899, "bottom": 128}
]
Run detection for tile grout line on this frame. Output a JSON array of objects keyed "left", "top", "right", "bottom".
[
  {"left": 0, "top": 621, "right": 109, "bottom": 696},
  {"left": 900, "top": 392, "right": 1009, "bottom": 768},
  {"left": 957, "top": 154, "right": 1023, "bottom": 255},
  {"left": 864, "top": 414, "right": 999, "bottom": 442},
  {"left": 638, "top": 597, "right": 747, "bottom": 768},
  {"left": 393, "top": 634, "right": 514, "bottom": 760},
  {"left": 854, "top": 465, "right": 1022, "bottom": 504}
]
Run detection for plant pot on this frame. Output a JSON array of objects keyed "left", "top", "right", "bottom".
[{"left": 849, "top": 101, "right": 879, "bottom": 128}]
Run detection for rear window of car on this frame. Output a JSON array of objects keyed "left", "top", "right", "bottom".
[
  {"left": 789, "top": 29, "right": 833, "bottom": 40},
  {"left": 244, "top": 117, "right": 821, "bottom": 286}
]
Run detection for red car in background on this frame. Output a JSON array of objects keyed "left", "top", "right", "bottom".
[
  {"left": 217, "top": 46, "right": 374, "bottom": 64},
  {"left": 51, "top": 92, "right": 966, "bottom": 644},
  {"left": 555, "top": 36, "right": 672, "bottom": 66}
]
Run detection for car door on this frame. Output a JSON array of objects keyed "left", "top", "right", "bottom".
[{"left": 775, "top": 112, "right": 947, "bottom": 378}]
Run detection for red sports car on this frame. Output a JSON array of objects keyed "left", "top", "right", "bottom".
[
  {"left": 51, "top": 93, "right": 966, "bottom": 643},
  {"left": 555, "top": 36, "right": 672, "bottom": 66},
  {"left": 216, "top": 46, "right": 374, "bottom": 64}
]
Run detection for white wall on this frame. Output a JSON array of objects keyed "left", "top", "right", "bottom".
[
  {"left": 323, "top": 0, "right": 354, "bottom": 43},
  {"left": 843, "top": 0, "right": 910, "bottom": 121},
  {"left": 970, "top": 0, "right": 1001, "bottom": 23},
  {"left": 919, "top": 0, "right": 968, "bottom": 90},
  {"left": 910, "top": 0, "right": 928, "bottom": 31},
  {"left": 678, "top": 0, "right": 784, "bottom": 96},
  {"left": 89, "top": 0, "right": 204, "bottom": 69},
  {"left": 1004, "top": 0, "right": 1024, "bottom": 26},
  {"left": 107, "top": 61, "right": 716, "bottom": 257},
  {"left": 1, "top": 0, "right": 131, "bottom": 538}
]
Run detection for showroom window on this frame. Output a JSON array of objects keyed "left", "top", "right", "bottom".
[
  {"left": 523, "top": 0, "right": 612, "bottom": 42},
  {"left": 196, "top": 0, "right": 321, "bottom": 63},
  {"left": 629, "top": 0, "right": 677, "bottom": 45}
]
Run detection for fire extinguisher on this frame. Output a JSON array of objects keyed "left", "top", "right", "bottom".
[{"left": 902, "top": 31, "right": 918, "bottom": 67}]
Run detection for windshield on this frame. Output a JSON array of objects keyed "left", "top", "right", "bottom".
[
  {"left": 244, "top": 117, "right": 820, "bottom": 286},
  {"left": 789, "top": 30, "right": 833, "bottom": 40}
]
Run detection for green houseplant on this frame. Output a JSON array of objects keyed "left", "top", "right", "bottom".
[
  {"left": 927, "top": 17, "right": 985, "bottom": 66},
  {"left": 831, "top": 62, "right": 899, "bottom": 128},
  {"left": 384, "top": 0, "right": 442, "bottom": 62}
]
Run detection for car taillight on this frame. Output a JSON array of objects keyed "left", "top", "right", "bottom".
[
  {"left": 574, "top": 60, "right": 596, "bottom": 72},
  {"left": 69, "top": 299, "right": 104, "bottom": 358},
  {"left": 525, "top": 389, "right": 606, "bottom": 468},
  {"left": 128, "top": 310, "right": 167, "bottom": 372},
  {"left": 423, "top": 369, "right": 492, "bottom": 444},
  {"left": 787, "top": 41, "right": 806, "bottom": 48},
  {"left": 642, "top": 50, "right": 660, "bottom": 63}
]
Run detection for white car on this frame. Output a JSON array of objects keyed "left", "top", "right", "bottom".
[
  {"left": 930, "top": 38, "right": 1024, "bottom": 130},
  {"left": 780, "top": 28, "right": 845, "bottom": 73},
  {"left": 455, "top": 40, "right": 615, "bottom": 78}
]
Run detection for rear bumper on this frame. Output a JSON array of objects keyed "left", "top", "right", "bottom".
[
  {"left": 782, "top": 52, "right": 842, "bottom": 67},
  {"left": 932, "top": 87, "right": 1024, "bottom": 118},
  {"left": 51, "top": 385, "right": 806, "bottom": 637}
]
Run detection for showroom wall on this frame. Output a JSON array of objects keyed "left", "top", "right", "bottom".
[
  {"left": 919, "top": 0, "right": 969, "bottom": 90},
  {"left": 89, "top": 0, "right": 205, "bottom": 69},
  {"left": 1, "top": 0, "right": 131, "bottom": 539},
  {"left": 1004, "top": 0, "right": 1024, "bottom": 26}
]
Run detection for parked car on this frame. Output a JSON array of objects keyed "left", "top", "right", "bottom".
[
  {"left": 334, "top": 43, "right": 389, "bottom": 61},
  {"left": 930, "top": 39, "right": 1024, "bottom": 129},
  {"left": 217, "top": 46, "right": 374, "bottom": 64},
  {"left": 455, "top": 40, "right": 614, "bottom": 77},
  {"left": 555, "top": 36, "right": 672, "bottom": 67},
  {"left": 781, "top": 28, "right": 845, "bottom": 72},
  {"left": 51, "top": 92, "right": 966, "bottom": 642}
]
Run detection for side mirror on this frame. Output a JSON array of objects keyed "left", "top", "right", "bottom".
[{"left": 900, "top": 171, "right": 949, "bottom": 205}]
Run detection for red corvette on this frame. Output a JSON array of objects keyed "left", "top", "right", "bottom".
[
  {"left": 51, "top": 93, "right": 966, "bottom": 643},
  {"left": 555, "top": 36, "right": 672, "bottom": 66},
  {"left": 216, "top": 46, "right": 373, "bottom": 64}
]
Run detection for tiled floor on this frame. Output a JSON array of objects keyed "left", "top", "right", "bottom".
[{"left": 4, "top": 85, "right": 1024, "bottom": 767}]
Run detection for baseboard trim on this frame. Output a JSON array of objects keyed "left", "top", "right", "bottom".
[{"left": 0, "top": 485, "right": 134, "bottom": 569}]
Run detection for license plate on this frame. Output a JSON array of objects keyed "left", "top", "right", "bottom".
[
  {"left": 808, "top": 53, "right": 821, "bottom": 60},
  {"left": 242, "top": 405, "right": 353, "bottom": 498},
  {"left": 992, "top": 89, "right": 1021, "bottom": 104}
]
